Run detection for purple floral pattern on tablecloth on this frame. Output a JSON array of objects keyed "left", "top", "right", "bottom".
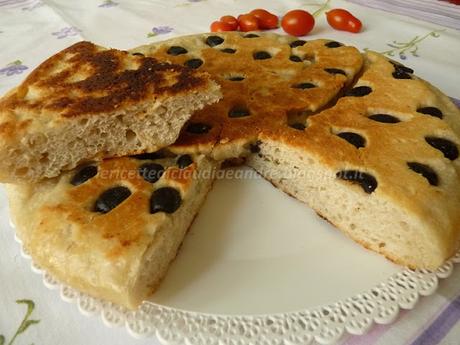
[
  {"left": 0, "top": 60, "right": 28, "bottom": 77},
  {"left": 147, "top": 26, "right": 174, "bottom": 38},
  {"left": 98, "top": 0, "right": 118, "bottom": 8},
  {"left": 52, "top": 26, "right": 81, "bottom": 39}
]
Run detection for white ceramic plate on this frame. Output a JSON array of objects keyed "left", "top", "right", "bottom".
[
  {"left": 151, "top": 167, "right": 401, "bottom": 315},
  {"left": 6, "top": 166, "right": 460, "bottom": 345}
]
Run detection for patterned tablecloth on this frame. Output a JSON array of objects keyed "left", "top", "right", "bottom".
[{"left": 1, "top": 1, "right": 460, "bottom": 344}]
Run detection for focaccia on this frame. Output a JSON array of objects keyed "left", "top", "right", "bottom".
[
  {"left": 133, "top": 32, "right": 460, "bottom": 269},
  {"left": 7, "top": 152, "right": 218, "bottom": 309},
  {"left": 6, "top": 33, "right": 460, "bottom": 311},
  {"left": 0, "top": 41, "right": 221, "bottom": 183}
]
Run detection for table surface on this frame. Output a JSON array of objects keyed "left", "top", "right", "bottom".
[{"left": 1, "top": 1, "right": 460, "bottom": 344}]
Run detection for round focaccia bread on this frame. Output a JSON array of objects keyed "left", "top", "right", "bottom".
[
  {"left": 133, "top": 32, "right": 460, "bottom": 269},
  {"left": 7, "top": 153, "right": 219, "bottom": 309}
]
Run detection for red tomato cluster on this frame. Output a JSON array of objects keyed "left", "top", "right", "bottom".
[
  {"left": 210, "top": 7, "right": 363, "bottom": 36},
  {"left": 210, "top": 9, "right": 279, "bottom": 33}
]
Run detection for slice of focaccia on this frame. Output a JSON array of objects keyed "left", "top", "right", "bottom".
[
  {"left": 7, "top": 152, "right": 218, "bottom": 309},
  {"left": 0, "top": 41, "right": 221, "bottom": 183},
  {"left": 247, "top": 51, "right": 460, "bottom": 270}
]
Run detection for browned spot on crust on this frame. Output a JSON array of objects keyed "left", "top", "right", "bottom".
[
  {"left": 222, "top": 157, "right": 246, "bottom": 167},
  {"left": 316, "top": 211, "right": 334, "bottom": 225},
  {"left": 1, "top": 41, "right": 209, "bottom": 119}
]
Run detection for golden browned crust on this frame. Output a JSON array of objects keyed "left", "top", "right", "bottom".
[
  {"left": 20, "top": 154, "right": 202, "bottom": 260},
  {"left": 7, "top": 153, "right": 218, "bottom": 308},
  {"left": 0, "top": 41, "right": 208, "bottom": 119},
  {"left": 133, "top": 33, "right": 364, "bottom": 157}
]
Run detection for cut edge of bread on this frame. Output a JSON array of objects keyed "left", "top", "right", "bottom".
[
  {"left": 247, "top": 139, "right": 457, "bottom": 270},
  {"left": 127, "top": 157, "right": 218, "bottom": 308}
]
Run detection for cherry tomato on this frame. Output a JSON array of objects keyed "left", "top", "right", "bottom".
[
  {"left": 250, "top": 9, "right": 279, "bottom": 29},
  {"left": 210, "top": 20, "right": 236, "bottom": 32},
  {"left": 249, "top": 8, "right": 272, "bottom": 19},
  {"left": 262, "top": 14, "right": 279, "bottom": 29},
  {"left": 326, "top": 9, "right": 362, "bottom": 33},
  {"left": 220, "top": 15, "right": 239, "bottom": 30},
  {"left": 281, "top": 9, "right": 315, "bottom": 36},
  {"left": 448, "top": 0, "right": 460, "bottom": 4},
  {"left": 238, "top": 14, "right": 259, "bottom": 32}
]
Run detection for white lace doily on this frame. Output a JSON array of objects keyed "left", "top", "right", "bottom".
[{"left": 10, "top": 219, "right": 460, "bottom": 345}]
